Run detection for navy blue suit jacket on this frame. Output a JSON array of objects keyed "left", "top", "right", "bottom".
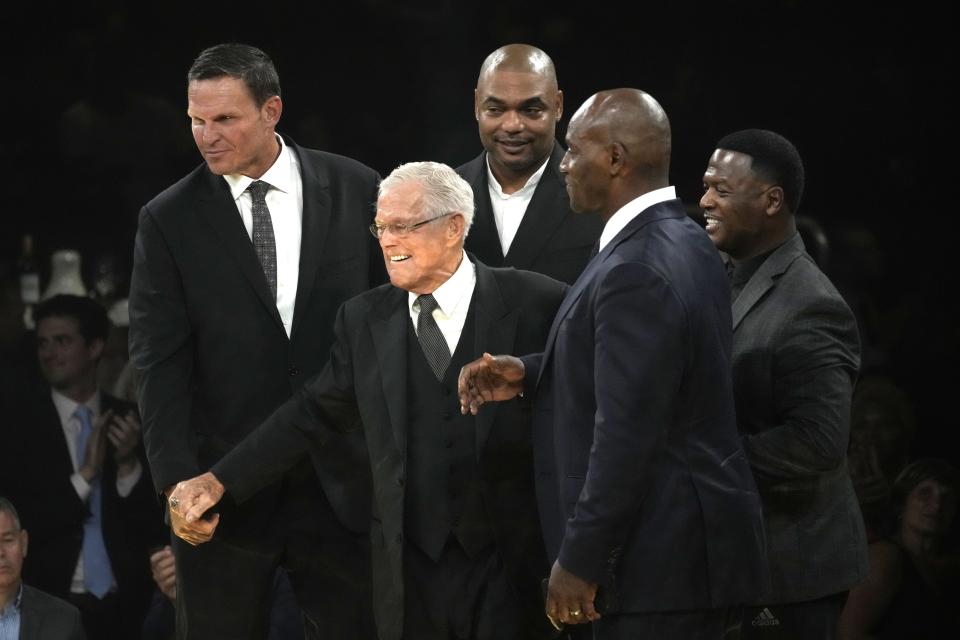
[{"left": 521, "top": 198, "right": 768, "bottom": 613}]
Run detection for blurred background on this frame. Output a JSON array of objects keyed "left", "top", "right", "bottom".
[{"left": 2, "top": 1, "right": 953, "bottom": 465}]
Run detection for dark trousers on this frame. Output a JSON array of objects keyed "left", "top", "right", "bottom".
[
  {"left": 69, "top": 591, "right": 142, "bottom": 640},
  {"left": 592, "top": 607, "right": 742, "bottom": 640},
  {"left": 172, "top": 470, "right": 374, "bottom": 640},
  {"left": 740, "top": 592, "right": 847, "bottom": 640},
  {"left": 402, "top": 537, "right": 521, "bottom": 640}
]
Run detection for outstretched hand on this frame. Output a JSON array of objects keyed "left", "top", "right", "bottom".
[
  {"left": 166, "top": 472, "right": 225, "bottom": 546},
  {"left": 457, "top": 352, "right": 525, "bottom": 415}
]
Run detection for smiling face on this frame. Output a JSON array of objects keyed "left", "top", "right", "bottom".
[
  {"left": 36, "top": 315, "right": 102, "bottom": 392},
  {"left": 475, "top": 69, "right": 562, "bottom": 191},
  {"left": 376, "top": 181, "right": 465, "bottom": 294},
  {"left": 187, "top": 76, "right": 281, "bottom": 178},
  {"left": 700, "top": 149, "right": 779, "bottom": 261}
]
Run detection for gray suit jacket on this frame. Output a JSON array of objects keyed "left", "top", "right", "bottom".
[
  {"left": 19, "top": 584, "right": 85, "bottom": 640},
  {"left": 731, "top": 232, "right": 868, "bottom": 603}
]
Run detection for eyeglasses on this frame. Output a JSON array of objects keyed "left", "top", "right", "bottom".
[{"left": 369, "top": 212, "right": 454, "bottom": 239}]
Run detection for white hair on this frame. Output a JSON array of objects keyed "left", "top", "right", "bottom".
[{"left": 378, "top": 161, "right": 475, "bottom": 236}]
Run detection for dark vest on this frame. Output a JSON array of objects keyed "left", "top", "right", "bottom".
[{"left": 404, "top": 298, "right": 494, "bottom": 561}]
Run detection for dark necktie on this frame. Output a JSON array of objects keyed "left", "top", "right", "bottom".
[
  {"left": 247, "top": 181, "right": 277, "bottom": 301},
  {"left": 415, "top": 294, "right": 450, "bottom": 380}
]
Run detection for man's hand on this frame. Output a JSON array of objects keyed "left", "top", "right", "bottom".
[
  {"left": 545, "top": 560, "right": 600, "bottom": 626},
  {"left": 109, "top": 411, "right": 142, "bottom": 476},
  {"left": 149, "top": 545, "right": 177, "bottom": 601},
  {"left": 78, "top": 410, "right": 110, "bottom": 483},
  {"left": 457, "top": 352, "right": 525, "bottom": 415},
  {"left": 166, "top": 472, "right": 225, "bottom": 546}
]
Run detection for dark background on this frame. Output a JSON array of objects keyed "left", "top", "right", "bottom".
[{"left": 3, "top": 2, "right": 954, "bottom": 463}]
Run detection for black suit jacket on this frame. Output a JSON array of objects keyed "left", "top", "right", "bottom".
[
  {"left": 211, "top": 259, "right": 567, "bottom": 640},
  {"left": 19, "top": 584, "right": 86, "bottom": 640},
  {"left": 521, "top": 199, "right": 768, "bottom": 613},
  {"left": 459, "top": 142, "right": 603, "bottom": 285},
  {"left": 730, "top": 232, "right": 867, "bottom": 603},
  {"left": 128, "top": 137, "right": 384, "bottom": 535},
  {"left": 4, "top": 392, "right": 161, "bottom": 618}
]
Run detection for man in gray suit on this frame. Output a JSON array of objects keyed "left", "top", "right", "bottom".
[
  {"left": 0, "top": 498, "right": 85, "bottom": 640},
  {"left": 700, "top": 129, "right": 867, "bottom": 639}
]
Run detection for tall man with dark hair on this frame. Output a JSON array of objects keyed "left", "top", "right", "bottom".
[
  {"left": 459, "top": 43, "right": 602, "bottom": 284},
  {"left": 1, "top": 295, "right": 160, "bottom": 639},
  {"left": 166, "top": 161, "right": 568, "bottom": 640},
  {"left": 700, "top": 129, "right": 867, "bottom": 638},
  {"left": 128, "top": 43, "right": 383, "bottom": 639},
  {"left": 0, "top": 497, "right": 86, "bottom": 640},
  {"left": 459, "top": 90, "right": 768, "bottom": 639}
]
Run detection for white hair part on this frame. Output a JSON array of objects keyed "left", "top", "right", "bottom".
[{"left": 379, "top": 162, "right": 475, "bottom": 237}]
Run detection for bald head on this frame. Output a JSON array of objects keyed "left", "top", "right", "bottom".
[
  {"left": 561, "top": 89, "right": 672, "bottom": 219},
  {"left": 477, "top": 44, "right": 557, "bottom": 90}
]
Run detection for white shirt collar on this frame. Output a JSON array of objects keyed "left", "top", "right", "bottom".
[
  {"left": 485, "top": 154, "right": 550, "bottom": 199},
  {"left": 51, "top": 387, "right": 101, "bottom": 427},
  {"left": 223, "top": 134, "right": 296, "bottom": 200},
  {"left": 407, "top": 251, "right": 475, "bottom": 317},
  {"left": 598, "top": 186, "right": 677, "bottom": 251}
]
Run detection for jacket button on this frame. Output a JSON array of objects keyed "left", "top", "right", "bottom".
[{"left": 288, "top": 366, "right": 300, "bottom": 376}]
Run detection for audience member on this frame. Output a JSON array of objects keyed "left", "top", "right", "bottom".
[
  {"left": 460, "top": 89, "right": 767, "bottom": 639},
  {"left": 700, "top": 129, "right": 867, "bottom": 638},
  {"left": 459, "top": 43, "right": 602, "bottom": 284},
  {"left": 838, "top": 458, "right": 960, "bottom": 638},
  {"left": 1, "top": 497, "right": 86, "bottom": 640},
  {"left": 1, "top": 295, "right": 163, "bottom": 639},
  {"left": 127, "top": 42, "right": 384, "bottom": 639}
]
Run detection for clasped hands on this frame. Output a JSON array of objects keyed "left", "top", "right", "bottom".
[{"left": 165, "top": 472, "right": 225, "bottom": 545}]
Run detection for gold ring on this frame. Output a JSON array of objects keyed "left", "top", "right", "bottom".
[
  {"left": 169, "top": 496, "right": 180, "bottom": 508},
  {"left": 570, "top": 610, "right": 581, "bottom": 617}
]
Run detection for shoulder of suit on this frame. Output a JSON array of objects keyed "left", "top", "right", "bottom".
[
  {"left": 294, "top": 145, "right": 379, "bottom": 181},
  {"left": 488, "top": 265, "right": 568, "bottom": 301},
  {"left": 454, "top": 150, "right": 486, "bottom": 177},
  {"left": 140, "top": 162, "right": 212, "bottom": 217},
  {"left": 21, "top": 584, "right": 81, "bottom": 619},
  {"left": 343, "top": 281, "right": 401, "bottom": 316}
]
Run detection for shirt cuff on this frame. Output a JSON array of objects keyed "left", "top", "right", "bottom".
[{"left": 71, "top": 472, "right": 92, "bottom": 501}]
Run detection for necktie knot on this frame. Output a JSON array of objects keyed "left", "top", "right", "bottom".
[
  {"left": 416, "top": 294, "right": 439, "bottom": 315},
  {"left": 247, "top": 180, "right": 270, "bottom": 203}
]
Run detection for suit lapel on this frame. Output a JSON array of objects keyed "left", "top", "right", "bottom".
[
  {"left": 290, "top": 140, "right": 333, "bottom": 339},
  {"left": 471, "top": 262, "right": 517, "bottom": 458},
  {"left": 503, "top": 142, "right": 568, "bottom": 269},
  {"left": 463, "top": 153, "right": 505, "bottom": 265},
  {"left": 19, "top": 586, "right": 41, "bottom": 640},
  {"left": 732, "top": 233, "right": 806, "bottom": 331},
  {"left": 369, "top": 287, "right": 410, "bottom": 458},
  {"left": 196, "top": 170, "right": 285, "bottom": 334}
]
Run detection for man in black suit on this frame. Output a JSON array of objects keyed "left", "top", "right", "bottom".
[
  {"left": 459, "top": 90, "right": 768, "bottom": 639},
  {"left": 0, "top": 498, "right": 85, "bottom": 640},
  {"left": 459, "top": 43, "right": 602, "bottom": 284},
  {"left": 700, "top": 129, "right": 867, "bottom": 639},
  {"left": 127, "top": 43, "right": 384, "bottom": 639},
  {"left": 1, "top": 296, "right": 160, "bottom": 639},
  {"left": 167, "top": 161, "right": 568, "bottom": 640}
]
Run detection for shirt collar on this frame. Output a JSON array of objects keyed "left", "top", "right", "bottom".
[
  {"left": 51, "top": 388, "right": 101, "bottom": 426},
  {"left": 598, "top": 186, "right": 677, "bottom": 251},
  {"left": 1, "top": 582, "right": 22, "bottom": 615},
  {"left": 485, "top": 154, "right": 549, "bottom": 200},
  {"left": 407, "top": 251, "right": 475, "bottom": 317},
  {"left": 223, "top": 134, "right": 295, "bottom": 200}
]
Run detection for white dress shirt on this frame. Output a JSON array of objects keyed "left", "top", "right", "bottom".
[
  {"left": 485, "top": 156, "right": 550, "bottom": 255},
  {"left": 51, "top": 389, "right": 135, "bottom": 594},
  {"left": 223, "top": 135, "right": 303, "bottom": 336},
  {"left": 598, "top": 186, "right": 678, "bottom": 252},
  {"left": 407, "top": 252, "right": 476, "bottom": 354}
]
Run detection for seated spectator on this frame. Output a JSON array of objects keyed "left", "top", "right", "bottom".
[
  {"left": 838, "top": 458, "right": 960, "bottom": 638},
  {"left": 0, "top": 295, "right": 165, "bottom": 639},
  {"left": 1, "top": 497, "right": 85, "bottom": 639}
]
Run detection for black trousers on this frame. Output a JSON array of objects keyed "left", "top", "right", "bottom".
[
  {"left": 739, "top": 592, "right": 848, "bottom": 640},
  {"left": 402, "top": 537, "right": 521, "bottom": 640},
  {"left": 172, "top": 469, "right": 374, "bottom": 640},
  {"left": 591, "top": 607, "right": 742, "bottom": 640}
]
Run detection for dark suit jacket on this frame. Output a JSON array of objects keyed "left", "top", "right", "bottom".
[
  {"left": 19, "top": 584, "right": 86, "bottom": 640},
  {"left": 210, "top": 259, "right": 567, "bottom": 640},
  {"left": 459, "top": 142, "right": 603, "bottom": 285},
  {"left": 3, "top": 392, "right": 161, "bottom": 622},
  {"left": 730, "top": 232, "right": 867, "bottom": 603},
  {"left": 128, "top": 137, "right": 384, "bottom": 535},
  {"left": 521, "top": 198, "right": 768, "bottom": 613}
]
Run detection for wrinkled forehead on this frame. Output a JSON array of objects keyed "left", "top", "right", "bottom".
[{"left": 376, "top": 183, "right": 425, "bottom": 221}]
